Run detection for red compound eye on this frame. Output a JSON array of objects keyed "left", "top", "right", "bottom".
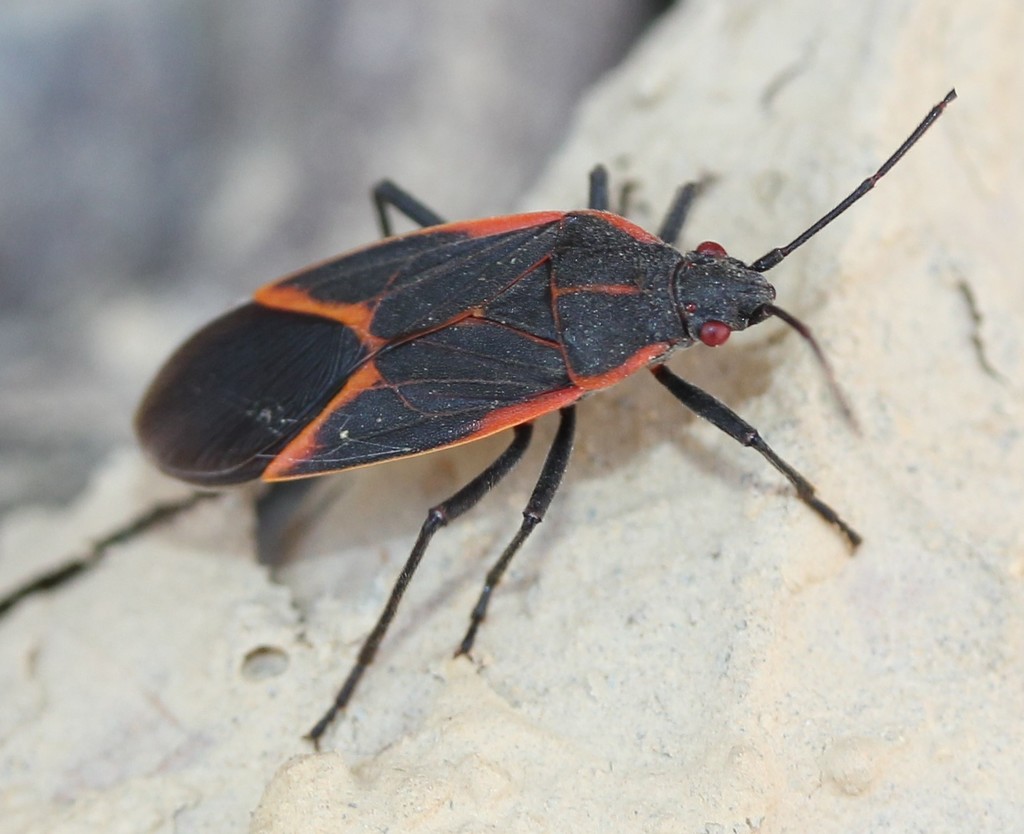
[
  {"left": 698, "top": 320, "right": 731, "bottom": 346},
  {"left": 696, "top": 240, "right": 727, "bottom": 257}
]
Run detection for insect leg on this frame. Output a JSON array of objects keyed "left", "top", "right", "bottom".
[
  {"left": 372, "top": 180, "right": 447, "bottom": 236},
  {"left": 306, "top": 422, "right": 534, "bottom": 746},
  {"left": 589, "top": 166, "right": 639, "bottom": 215},
  {"left": 657, "top": 181, "right": 703, "bottom": 246},
  {"left": 650, "top": 365, "right": 861, "bottom": 548},
  {"left": 589, "top": 166, "right": 610, "bottom": 211},
  {"left": 457, "top": 405, "right": 576, "bottom": 657}
]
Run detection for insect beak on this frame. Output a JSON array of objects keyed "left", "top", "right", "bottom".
[
  {"left": 760, "top": 303, "right": 858, "bottom": 429},
  {"left": 748, "top": 304, "right": 774, "bottom": 326}
]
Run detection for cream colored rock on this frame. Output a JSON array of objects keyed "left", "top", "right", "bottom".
[{"left": 3, "top": 0, "right": 1022, "bottom": 832}]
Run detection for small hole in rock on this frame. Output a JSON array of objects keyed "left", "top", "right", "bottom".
[{"left": 241, "top": 645, "right": 289, "bottom": 680}]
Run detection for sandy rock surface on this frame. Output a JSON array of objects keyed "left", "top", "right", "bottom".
[{"left": 2, "top": 1, "right": 1022, "bottom": 832}]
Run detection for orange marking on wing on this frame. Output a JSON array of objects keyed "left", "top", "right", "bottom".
[
  {"left": 254, "top": 285, "right": 386, "bottom": 351},
  {"left": 571, "top": 343, "right": 672, "bottom": 391},
  {"left": 263, "top": 361, "right": 384, "bottom": 479},
  {"left": 473, "top": 387, "right": 586, "bottom": 437},
  {"left": 579, "top": 210, "right": 662, "bottom": 244},
  {"left": 552, "top": 284, "right": 642, "bottom": 297},
  {"left": 264, "top": 387, "right": 585, "bottom": 482},
  {"left": 439, "top": 211, "right": 566, "bottom": 238}
]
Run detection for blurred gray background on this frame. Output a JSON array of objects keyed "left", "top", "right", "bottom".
[{"left": 0, "top": 1, "right": 670, "bottom": 515}]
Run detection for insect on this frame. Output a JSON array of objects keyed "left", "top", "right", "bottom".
[{"left": 134, "top": 90, "right": 955, "bottom": 744}]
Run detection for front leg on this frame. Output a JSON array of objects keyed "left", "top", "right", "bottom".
[{"left": 651, "top": 364, "right": 861, "bottom": 548}]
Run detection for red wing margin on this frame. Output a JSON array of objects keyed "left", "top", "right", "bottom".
[
  {"left": 136, "top": 215, "right": 578, "bottom": 485},
  {"left": 260, "top": 213, "right": 566, "bottom": 341},
  {"left": 264, "top": 318, "right": 577, "bottom": 479},
  {"left": 135, "top": 303, "right": 369, "bottom": 485}
]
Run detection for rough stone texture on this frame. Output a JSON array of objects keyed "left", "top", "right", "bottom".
[{"left": 2, "top": 0, "right": 1023, "bottom": 832}]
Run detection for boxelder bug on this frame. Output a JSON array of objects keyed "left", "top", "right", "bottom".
[{"left": 134, "top": 90, "right": 956, "bottom": 744}]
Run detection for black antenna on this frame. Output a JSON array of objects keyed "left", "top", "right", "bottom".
[{"left": 751, "top": 89, "right": 956, "bottom": 274}]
